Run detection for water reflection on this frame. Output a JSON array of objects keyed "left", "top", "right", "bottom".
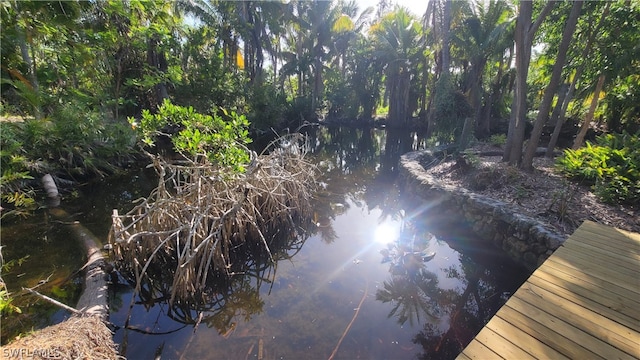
[
  {"left": 0, "top": 215, "right": 84, "bottom": 343},
  {"left": 105, "top": 126, "right": 528, "bottom": 359},
  {"left": 376, "top": 223, "right": 440, "bottom": 327},
  {"left": 406, "top": 210, "right": 528, "bottom": 359}
]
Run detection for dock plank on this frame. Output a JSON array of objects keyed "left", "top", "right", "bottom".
[
  {"left": 541, "top": 256, "right": 639, "bottom": 303},
  {"left": 547, "top": 248, "right": 639, "bottom": 293},
  {"left": 562, "top": 237, "right": 639, "bottom": 271},
  {"left": 484, "top": 315, "right": 569, "bottom": 360},
  {"left": 516, "top": 281, "right": 639, "bottom": 355},
  {"left": 461, "top": 340, "right": 502, "bottom": 360},
  {"left": 569, "top": 230, "right": 639, "bottom": 258},
  {"left": 472, "top": 326, "right": 537, "bottom": 360},
  {"left": 531, "top": 268, "right": 640, "bottom": 322},
  {"left": 457, "top": 221, "right": 640, "bottom": 360}
]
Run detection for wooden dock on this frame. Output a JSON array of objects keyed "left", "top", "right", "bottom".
[{"left": 457, "top": 220, "right": 640, "bottom": 360}]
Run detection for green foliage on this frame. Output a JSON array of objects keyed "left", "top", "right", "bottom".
[
  {"left": 462, "top": 149, "right": 481, "bottom": 168},
  {"left": 547, "top": 182, "right": 578, "bottom": 223},
  {"left": 0, "top": 289, "right": 21, "bottom": 315},
  {"left": 1, "top": 100, "right": 135, "bottom": 216},
  {"left": 556, "top": 132, "right": 639, "bottom": 204},
  {"left": 431, "top": 74, "right": 474, "bottom": 141},
  {"left": 25, "top": 100, "right": 136, "bottom": 177},
  {"left": 132, "top": 100, "right": 252, "bottom": 172},
  {"left": 247, "top": 84, "right": 288, "bottom": 131},
  {"left": 0, "top": 79, "right": 42, "bottom": 117},
  {"left": 284, "top": 96, "right": 316, "bottom": 127},
  {"left": 0, "top": 123, "right": 36, "bottom": 217},
  {"left": 0, "top": 254, "right": 29, "bottom": 315},
  {"left": 324, "top": 68, "right": 359, "bottom": 120},
  {"left": 489, "top": 133, "right": 507, "bottom": 146}
]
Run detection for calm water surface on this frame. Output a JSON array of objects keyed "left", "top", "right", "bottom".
[
  {"left": 110, "top": 127, "right": 529, "bottom": 359},
  {"left": 2, "top": 127, "right": 529, "bottom": 359}
]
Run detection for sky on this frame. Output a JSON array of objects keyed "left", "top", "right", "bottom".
[{"left": 356, "top": 0, "right": 429, "bottom": 18}]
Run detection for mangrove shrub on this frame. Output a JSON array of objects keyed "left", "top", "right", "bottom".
[{"left": 131, "top": 100, "right": 252, "bottom": 173}]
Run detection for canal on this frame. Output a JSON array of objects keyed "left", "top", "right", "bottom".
[{"left": 1, "top": 126, "right": 530, "bottom": 359}]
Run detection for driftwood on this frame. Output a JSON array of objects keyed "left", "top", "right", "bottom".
[{"left": 22, "top": 288, "right": 81, "bottom": 315}]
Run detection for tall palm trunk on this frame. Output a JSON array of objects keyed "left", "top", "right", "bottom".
[
  {"left": 388, "top": 67, "right": 410, "bottom": 126},
  {"left": 15, "top": 15, "right": 41, "bottom": 119},
  {"left": 147, "top": 35, "right": 169, "bottom": 106},
  {"left": 441, "top": 0, "right": 452, "bottom": 73}
]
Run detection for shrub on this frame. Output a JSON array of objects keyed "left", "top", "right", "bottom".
[
  {"left": 431, "top": 74, "right": 473, "bottom": 142},
  {"left": 132, "top": 100, "right": 252, "bottom": 173},
  {"left": 1, "top": 100, "right": 137, "bottom": 217},
  {"left": 247, "top": 84, "right": 288, "bottom": 131},
  {"left": 556, "top": 132, "right": 639, "bottom": 205},
  {"left": 489, "top": 133, "right": 507, "bottom": 146},
  {"left": 0, "top": 125, "right": 36, "bottom": 218}
]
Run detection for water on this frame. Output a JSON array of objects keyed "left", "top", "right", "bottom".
[
  {"left": 0, "top": 214, "right": 85, "bottom": 342},
  {"left": 1, "top": 127, "right": 529, "bottom": 358}
]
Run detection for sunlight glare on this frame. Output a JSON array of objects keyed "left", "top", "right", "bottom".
[{"left": 374, "top": 222, "right": 400, "bottom": 245}]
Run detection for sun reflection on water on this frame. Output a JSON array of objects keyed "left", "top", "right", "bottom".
[{"left": 374, "top": 222, "right": 400, "bottom": 245}]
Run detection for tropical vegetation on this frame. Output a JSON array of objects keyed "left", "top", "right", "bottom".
[{"left": 556, "top": 132, "right": 639, "bottom": 205}]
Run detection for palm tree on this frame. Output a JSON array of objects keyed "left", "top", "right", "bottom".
[
  {"left": 370, "top": 7, "right": 423, "bottom": 127},
  {"left": 328, "top": 0, "right": 374, "bottom": 76},
  {"left": 452, "top": 0, "right": 514, "bottom": 138}
]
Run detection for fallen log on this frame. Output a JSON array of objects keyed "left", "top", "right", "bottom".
[
  {"left": 48, "top": 207, "right": 109, "bottom": 320},
  {"left": 0, "top": 175, "right": 117, "bottom": 359}
]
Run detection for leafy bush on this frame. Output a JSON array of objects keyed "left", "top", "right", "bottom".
[
  {"left": 431, "top": 74, "right": 473, "bottom": 142},
  {"left": 17, "top": 101, "right": 136, "bottom": 177},
  {"left": 0, "top": 124, "right": 36, "bottom": 218},
  {"left": 1, "top": 100, "right": 136, "bottom": 217},
  {"left": 556, "top": 132, "right": 639, "bottom": 204},
  {"left": 284, "top": 96, "right": 316, "bottom": 128},
  {"left": 247, "top": 84, "right": 288, "bottom": 131},
  {"left": 489, "top": 133, "right": 507, "bottom": 146},
  {"left": 132, "top": 100, "right": 252, "bottom": 172}
]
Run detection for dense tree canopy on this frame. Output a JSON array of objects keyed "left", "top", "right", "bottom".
[{"left": 1, "top": 0, "right": 638, "bottom": 204}]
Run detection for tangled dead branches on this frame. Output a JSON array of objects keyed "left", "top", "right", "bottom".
[{"left": 109, "top": 134, "right": 317, "bottom": 306}]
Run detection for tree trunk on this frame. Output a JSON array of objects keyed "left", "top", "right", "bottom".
[
  {"left": 573, "top": 74, "right": 605, "bottom": 149},
  {"left": 148, "top": 36, "right": 169, "bottom": 106},
  {"left": 548, "top": 83, "right": 569, "bottom": 127},
  {"left": 544, "top": 83, "right": 569, "bottom": 157},
  {"left": 469, "top": 58, "right": 486, "bottom": 137},
  {"left": 503, "top": 1, "right": 555, "bottom": 165},
  {"left": 312, "top": 56, "right": 323, "bottom": 110},
  {"left": 459, "top": 117, "right": 475, "bottom": 151},
  {"left": 479, "top": 53, "right": 506, "bottom": 138},
  {"left": 522, "top": 1, "right": 582, "bottom": 171},
  {"left": 15, "top": 21, "right": 41, "bottom": 119},
  {"left": 388, "top": 66, "right": 410, "bottom": 126},
  {"left": 545, "top": 2, "right": 610, "bottom": 157},
  {"left": 441, "top": 0, "right": 452, "bottom": 74},
  {"left": 503, "top": 1, "right": 532, "bottom": 165}
]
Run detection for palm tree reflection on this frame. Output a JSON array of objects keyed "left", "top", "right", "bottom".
[
  {"left": 375, "top": 224, "right": 441, "bottom": 327},
  {"left": 374, "top": 213, "right": 527, "bottom": 359}
]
